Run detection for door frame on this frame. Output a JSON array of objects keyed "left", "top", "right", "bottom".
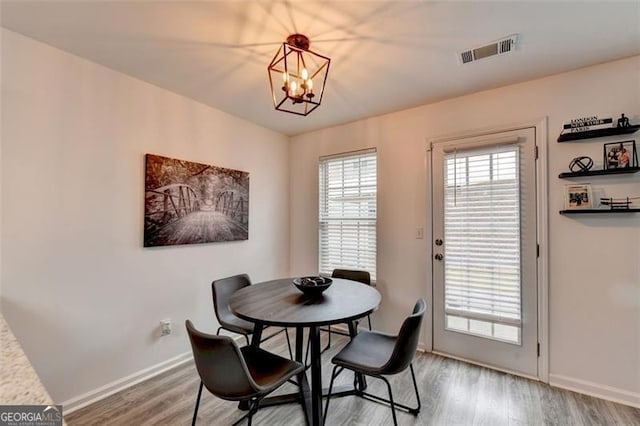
[{"left": 423, "top": 118, "right": 549, "bottom": 382}]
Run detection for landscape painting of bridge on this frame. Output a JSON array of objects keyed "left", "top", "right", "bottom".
[{"left": 144, "top": 154, "right": 249, "bottom": 247}]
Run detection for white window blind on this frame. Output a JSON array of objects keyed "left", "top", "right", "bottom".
[
  {"left": 319, "top": 149, "right": 377, "bottom": 280},
  {"left": 444, "top": 146, "right": 521, "bottom": 342}
]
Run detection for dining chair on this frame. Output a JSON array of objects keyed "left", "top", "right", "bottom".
[
  {"left": 212, "top": 274, "right": 292, "bottom": 358},
  {"left": 186, "top": 320, "right": 304, "bottom": 426},
  {"left": 320, "top": 269, "right": 372, "bottom": 353},
  {"left": 323, "top": 298, "right": 426, "bottom": 426}
]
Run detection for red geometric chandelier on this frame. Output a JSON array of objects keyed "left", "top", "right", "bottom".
[{"left": 267, "top": 34, "right": 331, "bottom": 116}]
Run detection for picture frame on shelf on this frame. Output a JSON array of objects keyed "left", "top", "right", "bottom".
[
  {"left": 603, "top": 140, "right": 637, "bottom": 170},
  {"left": 564, "top": 184, "right": 593, "bottom": 210}
]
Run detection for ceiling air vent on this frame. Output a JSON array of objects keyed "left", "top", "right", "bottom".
[{"left": 458, "top": 34, "right": 518, "bottom": 65}]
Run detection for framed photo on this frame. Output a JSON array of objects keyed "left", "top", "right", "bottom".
[
  {"left": 603, "top": 140, "right": 638, "bottom": 170},
  {"left": 564, "top": 184, "right": 593, "bottom": 209}
]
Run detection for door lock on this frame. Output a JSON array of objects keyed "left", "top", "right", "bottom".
[{"left": 434, "top": 253, "right": 443, "bottom": 261}]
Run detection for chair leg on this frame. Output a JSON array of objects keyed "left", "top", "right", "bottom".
[
  {"left": 409, "top": 363, "right": 421, "bottom": 414},
  {"left": 247, "top": 398, "right": 260, "bottom": 426},
  {"left": 284, "top": 328, "right": 293, "bottom": 359},
  {"left": 244, "top": 334, "right": 250, "bottom": 346},
  {"left": 231, "top": 398, "right": 258, "bottom": 426},
  {"left": 216, "top": 327, "right": 222, "bottom": 335},
  {"left": 323, "top": 365, "right": 342, "bottom": 424},
  {"left": 305, "top": 334, "right": 310, "bottom": 366},
  {"left": 380, "top": 376, "right": 398, "bottom": 426},
  {"left": 367, "top": 315, "right": 372, "bottom": 330},
  {"left": 192, "top": 381, "right": 203, "bottom": 426},
  {"left": 247, "top": 401, "right": 254, "bottom": 426},
  {"left": 321, "top": 326, "right": 332, "bottom": 353}
]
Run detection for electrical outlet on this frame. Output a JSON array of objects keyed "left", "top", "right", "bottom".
[
  {"left": 416, "top": 227, "right": 424, "bottom": 239},
  {"left": 160, "top": 319, "right": 172, "bottom": 336}
]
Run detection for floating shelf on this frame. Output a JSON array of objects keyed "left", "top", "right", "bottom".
[
  {"left": 560, "top": 209, "right": 640, "bottom": 215},
  {"left": 559, "top": 167, "right": 640, "bottom": 178},
  {"left": 557, "top": 125, "right": 640, "bottom": 142}
]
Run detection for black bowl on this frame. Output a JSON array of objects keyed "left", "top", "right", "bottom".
[{"left": 293, "top": 276, "right": 333, "bottom": 297}]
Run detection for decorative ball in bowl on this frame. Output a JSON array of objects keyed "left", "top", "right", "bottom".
[{"left": 293, "top": 276, "right": 333, "bottom": 297}]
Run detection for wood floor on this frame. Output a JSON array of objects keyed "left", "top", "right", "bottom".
[{"left": 66, "top": 332, "right": 640, "bottom": 425}]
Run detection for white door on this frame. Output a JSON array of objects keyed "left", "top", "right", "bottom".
[{"left": 432, "top": 128, "right": 538, "bottom": 377}]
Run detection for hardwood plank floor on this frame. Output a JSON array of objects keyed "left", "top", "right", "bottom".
[{"left": 65, "top": 332, "right": 640, "bottom": 425}]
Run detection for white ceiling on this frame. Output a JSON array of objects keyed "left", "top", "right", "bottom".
[{"left": 2, "top": 1, "right": 639, "bottom": 136}]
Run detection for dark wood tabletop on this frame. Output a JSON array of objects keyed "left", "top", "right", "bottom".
[{"left": 229, "top": 277, "right": 381, "bottom": 327}]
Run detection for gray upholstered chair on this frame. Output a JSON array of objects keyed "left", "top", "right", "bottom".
[
  {"left": 332, "top": 269, "right": 373, "bottom": 330},
  {"left": 212, "top": 274, "right": 292, "bottom": 358},
  {"left": 324, "top": 299, "right": 426, "bottom": 426},
  {"left": 318, "top": 269, "right": 373, "bottom": 354},
  {"left": 186, "top": 320, "right": 304, "bottom": 426}
]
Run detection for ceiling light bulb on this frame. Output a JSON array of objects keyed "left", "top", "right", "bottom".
[
  {"left": 290, "top": 80, "right": 298, "bottom": 95},
  {"left": 282, "top": 72, "right": 289, "bottom": 82},
  {"left": 301, "top": 68, "right": 308, "bottom": 80},
  {"left": 307, "top": 79, "right": 313, "bottom": 91}
]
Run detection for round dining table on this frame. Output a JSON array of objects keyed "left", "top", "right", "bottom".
[{"left": 229, "top": 277, "right": 381, "bottom": 426}]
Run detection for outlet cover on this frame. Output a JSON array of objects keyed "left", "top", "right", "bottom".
[{"left": 160, "top": 319, "right": 172, "bottom": 336}]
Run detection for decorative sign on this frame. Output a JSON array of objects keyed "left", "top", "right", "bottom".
[{"left": 561, "top": 114, "right": 613, "bottom": 134}]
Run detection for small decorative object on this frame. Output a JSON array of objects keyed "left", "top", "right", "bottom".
[
  {"left": 293, "top": 276, "right": 333, "bottom": 297},
  {"left": 144, "top": 154, "right": 249, "bottom": 247},
  {"left": 617, "top": 113, "right": 631, "bottom": 128},
  {"left": 561, "top": 114, "right": 613, "bottom": 135},
  {"left": 600, "top": 197, "right": 638, "bottom": 210},
  {"left": 564, "top": 184, "right": 593, "bottom": 209},
  {"left": 568, "top": 156, "right": 594, "bottom": 173},
  {"left": 603, "top": 140, "right": 638, "bottom": 170}
]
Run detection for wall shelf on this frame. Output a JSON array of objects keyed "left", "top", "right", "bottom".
[
  {"left": 558, "top": 167, "right": 640, "bottom": 178},
  {"left": 560, "top": 209, "right": 640, "bottom": 215},
  {"left": 557, "top": 125, "right": 640, "bottom": 142}
]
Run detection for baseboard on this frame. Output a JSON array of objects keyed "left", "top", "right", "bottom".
[
  {"left": 62, "top": 351, "right": 193, "bottom": 415},
  {"left": 431, "top": 350, "right": 540, "bottom": 382},
  {"left": 549, "top": 374, "right": 640, "bottom": 409}
]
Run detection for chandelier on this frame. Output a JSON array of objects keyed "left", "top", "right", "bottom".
[{"left": 267, "top": 34, "right": 330, "bottom": 116}]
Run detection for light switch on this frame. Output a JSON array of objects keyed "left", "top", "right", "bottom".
[{"left": 416, "top": 227, "right": 424, "bottom": 239}]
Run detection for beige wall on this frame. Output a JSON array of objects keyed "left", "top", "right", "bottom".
[
  {"left": 2, "top": 25, "right": 639, "bottom": 410},
  {"left": 290, "top": 56, "right": 640, "bottom": 406},
  {"left": 1, "top": 29, "right": 290, "bottom": 403}
]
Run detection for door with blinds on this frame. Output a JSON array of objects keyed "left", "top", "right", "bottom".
[{"left": 431, "top": 128, "right": 538, "bottom": 377}]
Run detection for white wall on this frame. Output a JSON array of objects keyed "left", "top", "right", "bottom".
[
  {"left": 290, "top": 56, "right": 640, "bottom": 405},
  {"left": 0, "top": 29, "right": 290, "bottom": 403}
]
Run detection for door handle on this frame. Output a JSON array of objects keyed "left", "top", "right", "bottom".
[
  {"left": 435, "top": 239, "right": 443, "bottom": 246},
  {"left": 434, "top": 253, "right": 443, "bottom": 261}
]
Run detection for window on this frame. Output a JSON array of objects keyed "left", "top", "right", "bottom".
[
  {"left": 319, "top": 149, "right": 377, "bottom": 280},
  {"left": 443, "top": 146, "right": 521, "bottom": 344}
]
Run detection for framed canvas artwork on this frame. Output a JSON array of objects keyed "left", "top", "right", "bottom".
[{"left": 144, "top": 154, "right": 249, "bottom": 247}]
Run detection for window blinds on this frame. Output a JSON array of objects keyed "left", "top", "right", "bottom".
[
  {"left": 444, "top": 146, "right": 521, "bottom": 328},
  {"left": 319, "top": 149, "right": 377, "bottom": 280}
]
